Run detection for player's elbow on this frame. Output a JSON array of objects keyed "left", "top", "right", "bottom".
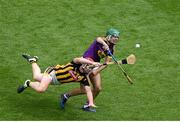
[
  {"left": 73, "top": 57, "right": 81, "bottom": 64},
  {"left": 96, "top": 37, "right": 103, "bottom": 43}
]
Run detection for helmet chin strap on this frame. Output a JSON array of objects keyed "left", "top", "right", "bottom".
[
  {"left": 109, "top": 35, "right": 119, "bottom": 45},
  {"left": 107, "top": 35, "right": 117, "bottom": 45}
]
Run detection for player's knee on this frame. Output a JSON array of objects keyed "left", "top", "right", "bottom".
[
  {"left": 80, "top": 88, "right": 86, "bottom": 93},
  {"left": 33, "top": 75, "right": 39, "bottom": 81},
  {"left": 95, "top": 86, "right": 102, "bottom": 93}
]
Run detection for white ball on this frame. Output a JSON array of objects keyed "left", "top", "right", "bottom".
[{"left": 135, "top": 43, "right": 140, "bottom": 48}]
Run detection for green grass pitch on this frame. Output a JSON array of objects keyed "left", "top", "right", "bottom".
[{"left": 0, "top": 0, "right": 179, "bottom": 120}]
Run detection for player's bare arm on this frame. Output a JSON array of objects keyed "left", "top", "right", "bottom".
[
  {"left": 73, "top": 57, "right": 101, "bottom": 66},
  {"left": 96, "top": 37, "right": 109, "bottom": 50}
]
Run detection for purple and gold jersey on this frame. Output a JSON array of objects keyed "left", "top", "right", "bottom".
[{"left": 83, "top": 37, "right": 114, "bottom": 62}]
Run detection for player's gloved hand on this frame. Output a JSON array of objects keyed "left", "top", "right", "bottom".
[{"left": 106, "top": 50, "right": 111, "bottom": 55}]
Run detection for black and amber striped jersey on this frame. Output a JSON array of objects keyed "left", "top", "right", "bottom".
[{"left": 53, "top": 61, "right": 89, "bottom": 86}]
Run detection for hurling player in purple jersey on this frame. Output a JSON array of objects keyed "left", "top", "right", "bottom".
[{"left": 60, "top": 28, "right": 120, "bottom": 112}]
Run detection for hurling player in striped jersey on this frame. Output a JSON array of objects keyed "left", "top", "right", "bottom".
[{"left": 17, "top": 54, "right": 105, "bottom": 112}]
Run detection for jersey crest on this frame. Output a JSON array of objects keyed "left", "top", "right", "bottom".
[{"left": 97, "top": 50, "right": 106, "bottom": 58}]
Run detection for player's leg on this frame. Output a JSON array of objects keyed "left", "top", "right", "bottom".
[
  {"left": 17, "top": 64, "right": 44, "bottom": 93},
  {"left": 60, "top": 84, "right": 85, "bottom": 109},
  {"left": 29, "top": 74, "right": 52, "bottom": 92},
  {"left": 17, "top": 74, "right": 52, "bottom": 93},
  {"left": 31, "top": 63, "right": 43, "bottom": 81},
  {"left": 60, "top": 74, "right": 102, "bottom": 108},
  {"left": 65, "top": 88, "right": 85, "bottom": 97},
  {"left": 81, "top": 85, "right": 96, "bottom": 112},
  {"left": 22, "top": 54, "right": 43, "bottom": 81},
  {"left": 90, "top": 73, "right": 102, "bottom": 99},
  {"left": 83, "top": 85, "right": 95, "bottom": 107}
]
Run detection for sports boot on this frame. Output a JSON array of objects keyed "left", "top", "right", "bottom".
[
  {"left": 82, "top": 105, "right": 96, "bottom": 112},
  {"left": 17, "top": 80, "right": 30, "bottom": 93},
  {"left": 60, "top": 94, "right": 69, "bottom": 109},
  {"left": 22, "top": 54, "right": 39, "bottom": 63}
]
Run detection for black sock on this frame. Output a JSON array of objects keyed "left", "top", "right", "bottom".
[
  {"left": 65, "top": 93, "right": 70, "bottom": 98},
  {"left": 26, "top": 81, "right": 30, "bottom": 87},
  {"left": 121, "top": 58, "right": 128, "bottom": 64}
]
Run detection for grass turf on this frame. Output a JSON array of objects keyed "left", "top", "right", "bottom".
[{"left": 0, "top": 0, "right": 179, "bottom": 120}]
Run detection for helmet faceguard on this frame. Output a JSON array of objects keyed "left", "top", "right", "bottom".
[{"left": 106, "top": 28, "right": 120, "bottom": 44}]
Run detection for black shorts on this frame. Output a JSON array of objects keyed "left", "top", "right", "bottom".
[{"left": 80, "top": 79, "right": 90, "bottom": 86}]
